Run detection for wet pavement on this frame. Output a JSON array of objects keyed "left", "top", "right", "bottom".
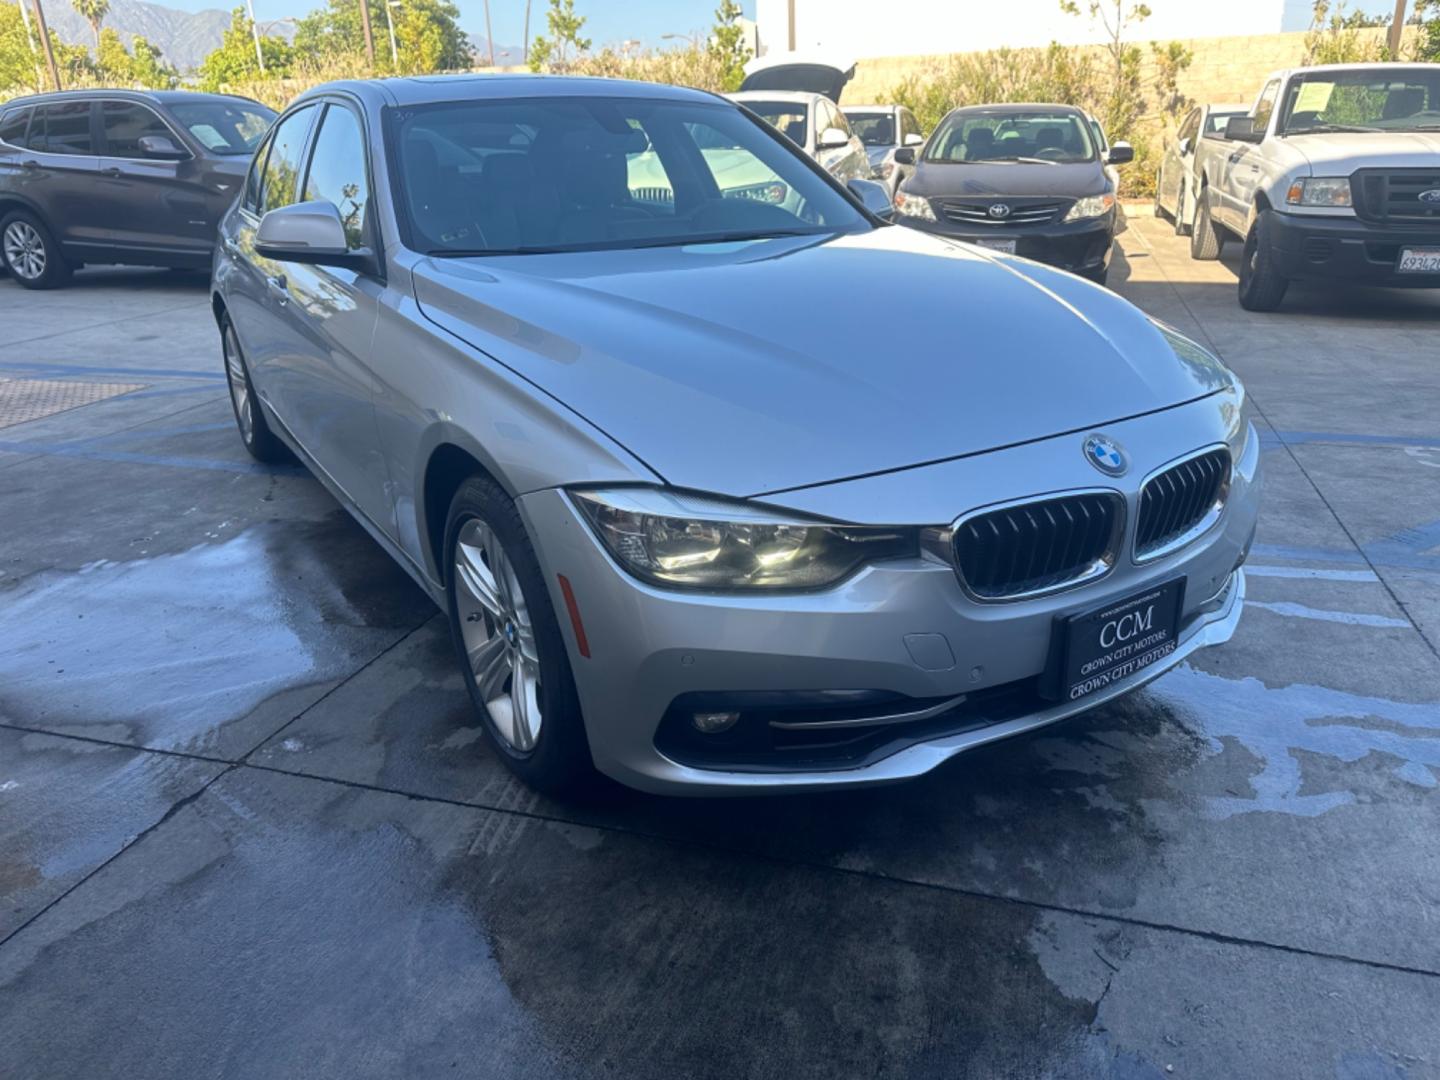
[{"left": 2, "top": 226, "right": 1439, "bottom": 1078}]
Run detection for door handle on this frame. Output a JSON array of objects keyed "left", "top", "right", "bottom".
[
  {"left": 101, "top": 166, "right": 123, "bottom": 178},
  {"left": 266, "top": 273, "right": 288, "bottom": 303},
  {"left": 20, "top": 159, "right": 39, "bottom": 169}
]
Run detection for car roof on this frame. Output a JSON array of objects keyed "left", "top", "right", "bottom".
[
  {"left": 943, "top": 102, "right": 1085, "bottom": 117},
  {"left": 1265, "top": 62, "right": 1440, "bottom": 81},
  {"left": 1204, "top": 103, "right": 1249, "bottom": 113},
  {"left": 2, "top": 88, "right": 267, "bottom": 109},
  {"left": 297, "top": 74, "right": 722, "bottom": 110},
  {"left": 841, "top": 104, "right": 899, "bottom": 113}
]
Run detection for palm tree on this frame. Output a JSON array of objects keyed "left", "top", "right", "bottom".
[{"left": 71, "top": 0, "right": 110, "bottom": 52}]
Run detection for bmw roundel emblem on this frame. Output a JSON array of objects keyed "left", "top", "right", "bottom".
[{"left": 1083, "top": 434, "right": 1128, "bottom": 477}]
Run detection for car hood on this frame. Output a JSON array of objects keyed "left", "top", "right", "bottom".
[
  {"left": 411, "top": 227, "right": 1231, "bottom": 498},
  {"left": 864, "top": 146, "right": 894, "bottom": 168},
  {"left": 903, "top": 159, "right": 1108, "bottom": 199},
  {"left": 1284, "top": 131, "right": 1440, "bottom": 174}
]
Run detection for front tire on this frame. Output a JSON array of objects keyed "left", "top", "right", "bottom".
[
  {"left": 221, "top": 315, "right": 288, "bottom": 463},
  {"left": 445, "top": 475, "right": 594, "bottom": 795},
  {"left": 1190, "top": 190, "right": 1224, "bottom": 261},
  {"left": 1, "top": 210, "right": 71, "bottom": 289},
  {"left": 1174, "top": 184, "right": 1190, "bottom": 237},
  {"left": 1238, "top": 210, "right": 1290, "bottom": 312}
]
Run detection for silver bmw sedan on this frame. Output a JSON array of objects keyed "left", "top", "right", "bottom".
[{"left": 213, "top": 75, "right": 1260, "bottom": 796}]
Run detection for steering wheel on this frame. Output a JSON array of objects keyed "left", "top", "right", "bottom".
[{"left": 1034, "top": 146, "right": 1069, "bottom": 161}]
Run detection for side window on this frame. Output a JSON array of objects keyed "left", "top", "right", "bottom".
[
  {"left": 1253, "top": 80, "right": 1280, "bottom": 133},
  {"left": 99, "top": 101, "right": 175, "bottom": 158},
  {"left": 302, "top": 104, "right": 371, "bottom": 250},
  {"left": 259, "top": 104, "right": 317, "bottom": 214},
  {"left": 242, "top": 132, "right": 273, "bottom": 213},
  {"left": 38, "top": 102, "right": 93, "bottom": 155},
  {"left": 0, "top": 107, "right": 31, "bottom": 148},
  {"left": 1178, "top": 108, "right": 1201, "bottom": 145}
]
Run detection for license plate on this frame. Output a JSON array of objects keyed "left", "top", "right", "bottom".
[
  {"left": 1398, "top": 247, "right": 1440, "bottom": 274},
  {"left": 1054, "top": 578, "right": 1185, "bottom": 702},
  {"left": 970, "top": 238, "right": 1017, "bottom": 254}
]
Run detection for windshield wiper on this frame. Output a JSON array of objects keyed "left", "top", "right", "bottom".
[
  {"left": 426, "top": 230, "right": 825, "bottom": 259},
  {"left": 1286, "top": 123, "right": 1383, "bottom": 134}
]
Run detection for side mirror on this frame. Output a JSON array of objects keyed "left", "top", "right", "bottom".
[
  {"left": 138, "top": 134, "right": 188, "bottom": 160},
  {"left": 1225, "top": 115, "right": 1263, "bottom": 143},
  {"left": 255, "top": 200, "right": 373, "bottom": 272},
  {"left": 1177, "top": 136, "right": 1193, "bottom": 156},
  {"left": 1106, "top": 141, "right": 1134, "bottom": 166},
  {"left": 893, "top": 146, "right": 916, "bottom": 166},
  {"left": 903, "top": 132, "right": 925, "bottom": 146},
  {"left": 847, "top": 177, "right": 894, "bottom": 219},
  {"left": 817, "top": 127, "right": 850, "bottom": 150}
]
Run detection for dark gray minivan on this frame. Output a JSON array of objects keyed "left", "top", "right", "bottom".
[{"left": 0, "top": 90, "right": 275, "bottom": 288}]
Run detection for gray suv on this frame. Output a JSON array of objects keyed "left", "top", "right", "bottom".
[{"left": 0, "top": 90, "right": 275, "bottom": 288}]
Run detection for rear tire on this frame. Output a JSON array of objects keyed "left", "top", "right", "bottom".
[
  {"left": 1190, "top": 190, "right": 1224, "bottom": 261},
  {"left": 1152, "top": 176, "right": 1167, "bottom": 221},
  {"left": 1238, "top": 210, "right": 1290, "bottom": 312},
  {"left": 221, "top": 314, "right": 289, "bottom": 463},
  {"left": 445, "top": 475, "right": 596, "bottom": 796},
  {"left": 1082, "top": 265, "right": 1110, "bottom": 286},
  {"left": 1, "top": 210, "right": 71, "bottom": 289}
]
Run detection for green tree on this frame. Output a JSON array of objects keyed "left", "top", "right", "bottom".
[
  {"left": 528, "top": 0, "right": 589, "bottom": 72},
  {"left": 707, "top": 0, "right": 749, "bottom": 91},
  {"left": 1415, "top": 0, "right": 1440, "bottom": 61},
  {"left": 196, "top": 7, "right": 293, "bottom": 90},
  {"left": 72, "top": 0, "right": 110, "bottom": 52},
  {"left": 1059, "top": 0, "right": 1151, "bottom": 143},
  {"left": 96, "top": 26, "right": 176, "bottom": 87},
  {"left": 1304, "top": 0, "right": 1385, "bottom": 63},
  {"left": 295, "top": 0, "right": 468, "bottom": 73}
]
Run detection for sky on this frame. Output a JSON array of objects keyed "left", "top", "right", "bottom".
[{"left": 218, "top": 0, "right": 758, "bottom": 48}]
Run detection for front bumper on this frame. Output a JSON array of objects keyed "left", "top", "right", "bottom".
[
  {"left": 899, "top": 211, "right": 1116, "bottom": 274},
  {"left": 520, "top": 399, "right": 1260, "bottom": 796},
  {"left": 1269, "top": 211, "right": 1440, "bottom": 286}
]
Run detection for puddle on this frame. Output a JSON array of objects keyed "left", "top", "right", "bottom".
[{"left": 0, "top": 520, "right": 427, "bottom": 755}]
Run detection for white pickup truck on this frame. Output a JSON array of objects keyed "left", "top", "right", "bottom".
[{"left": 1189, "top": 63, "right": 1440, "bottom": 311}]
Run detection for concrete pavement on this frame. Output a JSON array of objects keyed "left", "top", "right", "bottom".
[{"left": 1, "top": 225, "right": 1438, "bottom": 1079}]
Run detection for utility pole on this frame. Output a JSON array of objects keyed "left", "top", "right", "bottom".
[
  {"left": 787, "top": 0, "right": 795, "bottom": 51},
  {"left": 384, "top": 0, "right": 399, "bottom": 66},
  {"left": 29, "top": 0, "right": 62, "bottom": 91},
  {"left": 1388, "top": 0, "right": 1407, "bottom": 58},
  {"left": 523, "top": 0, "right": 531, "bottom": 65},
  {"left": 482, "top": 0, "right": 494, "bottom": 65},
  {"left": 358, "top": 0, "right": 376, "bottom": 67},
  {"left": 245, "top": 0, "right": 265, "bottom": 74}
]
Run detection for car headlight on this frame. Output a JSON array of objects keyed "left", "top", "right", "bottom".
[
  {"left": 893, "top": 189, "right": 936, "bottom": 222},
  {"left": 1062, "top": 192, "right": 1116, "bottom": 222},
  {"left": 572, "top": 488, "right": 916, "bottom": 590},
  {"left": 1286, "top": 177, "right": 1351, "bottom": 207}
]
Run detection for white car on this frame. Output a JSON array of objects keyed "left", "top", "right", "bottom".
[
  {"left": 841, "top": 103, "right": 925, "bottom": 196},
  {"left": 1153, "top": 103, "right": 1247, "bottom": 235},
  {"left": 726, "top": 55, "right": 870, "bottom": 185}
]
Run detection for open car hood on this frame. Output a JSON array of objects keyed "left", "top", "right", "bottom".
[{"left": 740, "top": 54, "right": 856, "bottom": 103}]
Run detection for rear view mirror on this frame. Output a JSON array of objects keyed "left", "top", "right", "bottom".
[
  {"left": 903, "top": 132, "right": 925, "bottom": 146},
  {"left": 847, "top": 177, "right": 894, "bottom": 219},
  {"left": 138, "top": 134, "right": 187, "bottom": 160},
  {"left": 893, "top": 146, "right": 916, "bottom": 166},
  {"left": 255, "top": 200, "right": 374, "bottom": 272},
  {"left": 817, "top": 127, "right": 850, "bottom": 150},
  {"left": 1106, "top": 141, "right": 1134, "bottom": 165},
  {"left": 1225, "top": 115, "right": 1263, "bottom": 143}
]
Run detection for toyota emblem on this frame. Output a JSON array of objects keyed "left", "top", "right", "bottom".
[{"left": 987, "top": 203, "right": 1012, "bottom": 220}]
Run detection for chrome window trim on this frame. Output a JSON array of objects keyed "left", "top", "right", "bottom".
[
  {"left": 936, "top": 487, "right": 1127, "bottom": 604},
  {"left": 1131, "top": 443, "right": 1231, "bottom": 565}
]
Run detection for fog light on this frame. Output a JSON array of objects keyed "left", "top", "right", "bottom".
[{"left": 692, "top": 711, "right": 740, "bottom": 734}]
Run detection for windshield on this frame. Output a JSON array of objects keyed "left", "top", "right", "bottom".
[
  {"left": 844, "top": 112, "right": 895, "bottom": 147},
  {"left": 168, "top": 100, "right": 275, "bottom": 156},
  {"left": 739, "top": 100, "right": 810, "bottom": 147},
  {"left": 925, "top": 110, "right": 1097, "bottom": 164},
  {"left": 1278, "top": 68, "right": 1440, "bottom": 134},
  {"left": 390, "top": 96, "right": 866, "bottom": 257}
]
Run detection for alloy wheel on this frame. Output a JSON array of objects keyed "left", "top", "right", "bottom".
[
  {"left": 223, "top": 325, "right": 254, "bottom": 442},
  {"left": 3, "top": 221, "right": 46, "bottom": 280},
  {"left": 454, "top": 518, "right": 543, "bottom": 753}
]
